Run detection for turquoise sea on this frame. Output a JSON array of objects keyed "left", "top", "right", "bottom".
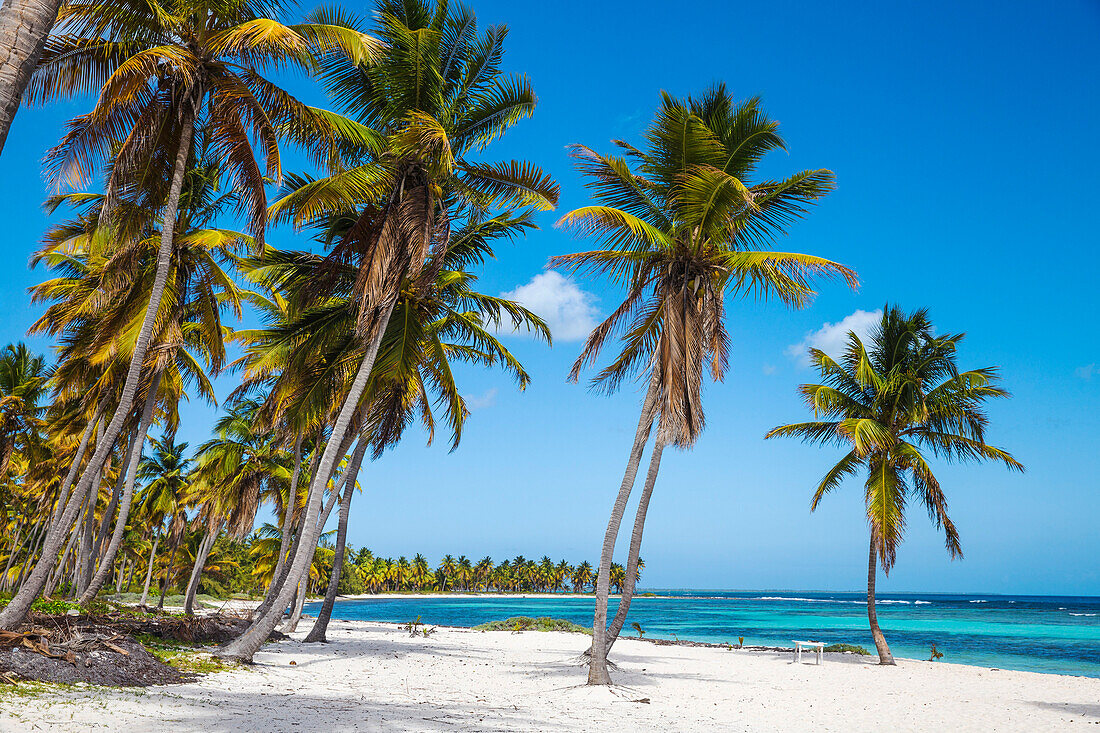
[{"left": 306, "top": 590, "right": 1100, "bottom": 677}]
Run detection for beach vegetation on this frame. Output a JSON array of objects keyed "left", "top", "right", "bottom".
[
  {"left": 554, "top": 85, "right": 857, "bottom": 684},
  {"left": 823, "top": 643, "right": 869, "bottom": 655},
  {"left": 767, "top": 305, "right": 1022, "bottom": 664},
  {"left": 474, "top": 617, "right": 590, "bottom": 634}
]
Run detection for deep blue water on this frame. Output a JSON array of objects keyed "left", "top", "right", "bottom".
[{"left": 305, "top": 590, "right": 1100, "bottom": 677}]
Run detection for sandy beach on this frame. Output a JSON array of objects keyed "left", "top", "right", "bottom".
[{"left": 2, "top": 618, "right": 1097, "bottom": 732}]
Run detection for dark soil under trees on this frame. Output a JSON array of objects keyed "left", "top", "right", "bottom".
[{"left": 0, "top": 611, "right": 286, "bottom": 686}]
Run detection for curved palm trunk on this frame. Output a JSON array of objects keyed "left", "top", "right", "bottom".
[
  {"left": 268, "top": 435, "right": 303, "bottom": 594},
  {"left": 91, "top": 428, "right": 141, "bottom": 565},
  {"left": 79, "top": 372, "right": 161, "bottom": 605},
  {"left": 49, "top": 413, "right": 99, "bottom": 532},
  {"left": 157, "top": 529, "right": 183, "bottom": 610},
  {"left": 0, "top": 113, "right": 193, "bottom": 629},
  {"left": 183, "top": 528, "right": 216, "bottom": 615},
  {"left": 605, "top": 437, "right": 665, "bottom": 651},
  {"left": 251, "top": 434, "right": 343, "bottom": 621},
  {"left": 588, "top": 375, "right": 659, "bottom": 685},
  {"left": 867, "top": 535, "right": 895, "bottom": 664},
  {"left": 305, "top": 440, "right": 369, "bottom": 643},
  {"left": 283, "top": 482, "right": 343, "bottom": 633},
  {"left": 216, "top": 301, "right": 394, "bottom": 662},
  {"left": 0, "top": 0, "right": 63, "bottom": 156},
  {"left": 284, "top": 579, "right": 307, "bottom": 633},
  {"left": 138, "top": 529, "right": 160, "bottom": 608}
]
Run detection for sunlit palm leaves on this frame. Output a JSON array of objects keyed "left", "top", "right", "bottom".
[
  {"left": 766, "top": 305, "right": 1023, "bottom": 570},
  {"left": 554, "top": 85, "right": 855, "bottom": 447}
]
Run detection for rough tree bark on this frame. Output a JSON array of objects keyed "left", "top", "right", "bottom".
[
  {"left": 0, "top": 0, "right": 63, "bottom": 155},
  {"left": 0, "top": 112, "right": 194, "bottom": 629},
  {"left": 138, "top": 529, "right": 160, "bottom": 608},
  {"left": 183, "top": 527, "right": 216, "bottom": 615},
  {"left": 604, "top": 437, "right": 665, "bottom": 651},
  {"left": 216, "top": 300, "right": 395, "bottom": 662},
  {"left": 588, "top": 374, "right": 659, "bottom": 685},
  {"left": 304, "top": 439, "right": 369, "bottom": 642},
  {"left": 868, "top": 534, "right": 895, "bottom": 664},
  {"left": 268, "top": 434, "right": 303, "bottom": 593},
  {"left": 79, "top": 372, "right": 162, "bottom": 605}
]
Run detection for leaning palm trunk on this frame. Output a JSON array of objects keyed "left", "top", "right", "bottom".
[
  {"left": 588, "top": 374, "right": 659, "bottom": 685},
  {"left": 90, "top": 428, "right": 141, "bottom": 566},
  {"left": 284, "top": 579, "right": 307, "bottom": 633},
  {"left": 268, "top": 435, "right": 303, "bottom": 593},
  {"left": 183, "top": 527, "right": 217, "bottom": 615},
  {"left": 305, "top": 440, "right": 370, "bottom": 643},
  {"left": 0, "top": 0, "right": 63, "bottom": 155},
  {"left": 867, "top": 535, "right": 895, "bottom": 664},
  {"left": 605, "top": 436, "right": 666, "bottom": 651},
  {"left": 49, "top": 413, "right": 100, "bottom": 532},
  {"left": 0, "top": 114, "right": 194, "bottom": 628},
  {"left": 78, "top": 372, "right": 162, "bottom": 605},
  {"left": 217, "top": 302, "right": 395, "bottom": 662},
  {"left": 282, "top": 478, "right": 345, "bottom": 633},
  {"left": 138, "top": 529, "right": 160, "bottom": 608},
  {"left": 251, "top": 434, "right": 346, "bottom": 621},
  {"left": 157, "top": 527, "right": 184, "bottom": 610}
]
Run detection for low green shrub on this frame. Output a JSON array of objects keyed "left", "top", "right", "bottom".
[
  {"left": 474, "top": 617, "right": 590, "bottom": 634},
  {"left": 822, "top": 643, "right": 870, "bottom": 655}
]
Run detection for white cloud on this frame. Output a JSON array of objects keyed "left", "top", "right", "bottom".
[
  {"left": 785, "top": 309, "right": 882, "bottom": 367},
  {"left": 464, "top": 388, "right": 497, "bottom": 411},
  {"left": 498, "top": 270, "right": 599, "bottom": 342},
  {"left": 1076, "top": 363, "right": 1097, "bottom": 380},
  {"left": 762, "top": 364, "right": 777, "bottom": 375}
]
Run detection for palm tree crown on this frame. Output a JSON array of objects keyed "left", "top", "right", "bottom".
[{"left": 766, "top": 304, "right": 1023, "bottom": 570}]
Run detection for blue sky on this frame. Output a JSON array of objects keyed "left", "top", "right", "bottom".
[{"left": 2, "top": 0, "right": 1098, "bottom": 595}]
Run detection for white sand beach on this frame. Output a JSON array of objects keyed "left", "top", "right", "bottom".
[{"left": 2, "top": 619, "right": 1097, "bottom": 732}]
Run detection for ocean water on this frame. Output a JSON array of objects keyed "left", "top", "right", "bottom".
[{"left": 305, "top": 590, "right": 1100, "bottom": 677}]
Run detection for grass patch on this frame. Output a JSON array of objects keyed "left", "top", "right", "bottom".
[
  {"left": 136, "top": 634, "right": 237, "bottom": 675},
  {"left": 143, "top": 645, "right": 234, "bottom": 675},
  {"left": 0, "top": 680, "right": 80, "bottom": 702},
  {"left": 474, "top": 617, "right": 590, "bottom": 634},
  {"left": 823, "top": 643, "right": 870, "bottom": 655}
]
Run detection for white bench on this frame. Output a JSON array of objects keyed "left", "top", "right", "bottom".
[{"left": 793, "top": 640, "right": 825, "bottom": 665}]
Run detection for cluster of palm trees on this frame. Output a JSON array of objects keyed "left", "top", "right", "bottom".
[
  {"left": 339, "top": 550, "right": 635, "bottom": 594},
  {"left": 0, "top": 0, "right": 1022, "bottom": 686}
]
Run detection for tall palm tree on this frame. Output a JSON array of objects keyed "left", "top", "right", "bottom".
[
  {"left": 553, "top": 86, "right": 857, "bottom": 684},
  {"left": 766, "top": 305, "right": 1022, "bottom": 663},
  {"left": 219, "top": 0, "right": 557, "bottom": 662},
  {"left": 0, "top": 0, "right": 380, "bottom": 630}
]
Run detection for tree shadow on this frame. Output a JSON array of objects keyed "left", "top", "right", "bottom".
[{"left": 1028, "top": 701, "right": 1100, "bottom": 718}]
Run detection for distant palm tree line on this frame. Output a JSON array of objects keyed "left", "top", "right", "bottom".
[
  {"left": 337, "top": 550, "right": 638, "bottom": 595},
  {"left": 0, "top": 0, "right": 1021, "bottom": 686}
]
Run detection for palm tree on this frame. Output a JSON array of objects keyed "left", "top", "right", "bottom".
[
  {"left": 0, "top": 344, "right": 51, "bottom": 479},
  {"left": 572, "top": 561, "right": 594, "bottom": 593},
  {"left": 553, "top": 86, "right": 857, "bottom": 684},
  {"left": 765, "top": 305, "right": 1023, "bottom": 663},
  {"left": 219, "top": 0, "right": 557, "bottom": 661},
  {"left": 186, "top": 400, "right": 291, "bottom": 614},
  {"left": 0, "top": 0, "right": 380, "bottom": 630},
  {"left": 133, "top": 435, "right": 191, "bottom": 607}
]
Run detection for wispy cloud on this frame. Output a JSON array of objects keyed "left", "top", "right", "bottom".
[
  {"left": 497, "top": 270, "right": 599, "bottom": 342},
  {"left": 464, "top": 388, "right": 498, "bottom": 411},
  {"left": 785, "top": 309, "right": 882, "bottom": 367},
  {"left": 1076, "top": 363, "right": 1097, "bottom": 380}
]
